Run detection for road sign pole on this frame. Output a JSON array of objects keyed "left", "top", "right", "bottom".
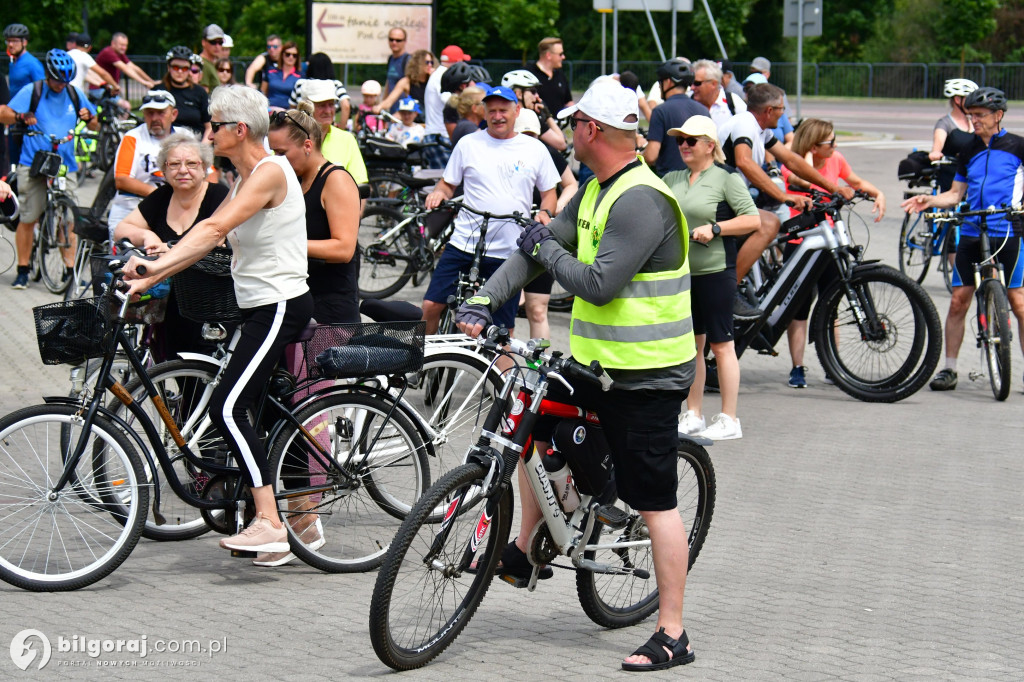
[
  {"left": 602, "top": 12, "right": 607, "bottom": 74},
  {"left": 700, "top": 0, "right": 728, "bottom": 59},
  {"left": 671, "top": 5, "right": 677, "bottom": 58}
]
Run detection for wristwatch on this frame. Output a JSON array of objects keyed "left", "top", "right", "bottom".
[{"left": 711, "top": 222, "right": 721, "bottom": 237}]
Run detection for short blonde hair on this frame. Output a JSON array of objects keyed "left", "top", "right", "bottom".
[{"left": 792, "top": 118, "right": 833, "bottom": 157}]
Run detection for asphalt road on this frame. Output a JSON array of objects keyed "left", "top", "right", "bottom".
[{"left": 0, "top": 98, "right": 1020, "bottom": 680}]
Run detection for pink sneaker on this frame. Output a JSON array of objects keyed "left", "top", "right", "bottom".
[
  {"left": 219, "top": 513, "right": 289, "bottom": 553},
  {"left": 253, "top": 518, "right": 325, "bottom": 567}
]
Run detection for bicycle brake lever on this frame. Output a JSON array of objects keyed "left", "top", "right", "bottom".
[{"left": 547, "top": 371, "right": 574, "bottom": 395}]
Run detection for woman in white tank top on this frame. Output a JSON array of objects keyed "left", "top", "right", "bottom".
[{"left": 123, "top": 86, "right": 315, "bottom": 560}]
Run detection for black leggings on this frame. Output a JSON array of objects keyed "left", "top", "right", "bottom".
[{"left": 209, "top": 293, "right": 313, "bottom": 488}]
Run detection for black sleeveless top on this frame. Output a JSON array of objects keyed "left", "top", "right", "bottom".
[{"left": 305, "top": 162, "right": 360, "bottom": 323}]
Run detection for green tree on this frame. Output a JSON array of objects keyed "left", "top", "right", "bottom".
[
  {"left": 492, "top": 0, "right": 559, "bottom": 62},
  {"left": 436, "top": 0, "right": 491, "bottom": 58},
  {"left": 936, "top": 0, "right": 998, "bottom": 65}
]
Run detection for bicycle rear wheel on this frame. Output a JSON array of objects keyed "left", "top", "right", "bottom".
[
  {"left": 897, "top": 210, "right": 932, "bottom": 284},
  {"left": 548, "top": 279, "right": 574, "bottom": 312},
  {"left": 813, "top": 266, "right": 941, "bottom": 402},
  {"left": 369, "top": 463, "right": 512, "bottom": 670},
  {"left": 270, "top": 392, "right": 429, "bottom": 573},
  {"left": 0, "top": 405, "right": 148, "bottom": 591},
  {"left": 938, "top": 226, "right": 957, "bottom": 294},
  {"left": 359, "top": 205, "right": 415, "bottom": 299},
  {"left": 40, "top": 196, "right": 75, "bottom": 294},
  {"left": 981, "top": 279, "right": 1012, "bottom": 401},
  {"left": 576, "top": 440, "right": 716, "bottom": 628}
]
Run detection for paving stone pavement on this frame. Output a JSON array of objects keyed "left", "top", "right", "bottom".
[{"left": 0, "top": 113, "right": 1022, "bottom": 680}]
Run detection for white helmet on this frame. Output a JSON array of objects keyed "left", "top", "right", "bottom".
[
  {"left": 944, "top": 78, "right": 978, "bottom": 98},
  {"left": 502, "top": 69, "right": 540, "bottom": 90}
]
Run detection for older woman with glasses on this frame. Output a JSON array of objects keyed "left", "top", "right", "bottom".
[
  {"left": 664, "top": 115, "right": 760, "bottom": 441},
  {"left": 123, "top": 85, "right": 313, "bottom": 557},
  {"left": 374, "top": 49, "right": 435, "bottom": 115},
  {"left": 781, "top": 118, "right": 885, "bottom": 389},
  {"left": 262, "top": 41, "right": 303, "bottom": 111},
  {"left": 161, "top": 46, "right": 211, "bottom": 140},
  {"left": 114, "top": 131, "right": 229, "bottom": 359}
]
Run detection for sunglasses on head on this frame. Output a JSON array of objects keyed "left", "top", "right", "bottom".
[
  {"left": 142, "top": 93, "right": 172, "bottom": 105},
  {"left": 676, "top": 136, "right": 704, "bottom": 147},
  {"left": 270, "top": 110, "right": 311, "bottom": 139}
]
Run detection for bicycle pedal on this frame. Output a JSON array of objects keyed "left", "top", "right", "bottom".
[
  {"left": 497, "top": 573, "right": 531, "bottom": 589},
  {"left": 230, "top": 550, "right": 258, "bottom": 558},
  {"left": 594, "top": 504, "right": 630, "bottom": 529}
]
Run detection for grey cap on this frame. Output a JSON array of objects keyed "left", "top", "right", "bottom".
[
  {"left": 203, "top": 24, "right": 225, "bottom": 41},
  {"left": 750, "top": 56, "right": 771, "bottom": 73}
]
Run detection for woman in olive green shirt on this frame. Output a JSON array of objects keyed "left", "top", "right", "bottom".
[{"left": 664, "top": 115, "right": 759, "bottom": 441}]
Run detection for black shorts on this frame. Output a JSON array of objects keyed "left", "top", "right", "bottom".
[
  {"left": 952, "top": 235, "right": 1024, "bottom": 289},
  {"left": 691, "top": 269, "right": 736, "bottom": 343},
  {"left": 533, "top": 380, "right": 687, "bottom": 512},
  {"left": 523, "top": 270, "right": 554, "bottom": 295}
]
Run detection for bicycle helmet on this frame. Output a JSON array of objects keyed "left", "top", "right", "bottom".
[
  {"left": 165, "top": 45, "right": 194, "bottom": 64},
  {"left": 470, "top": 65, "right": 491, "bottom": 86},
  {"left": 501, "top": 69, "right": 540, "bottom": 90},
  {"left": 441, "top": 61, "right": 475, "bottom": 93},
  {"left": 964, "top": 86, "right": 1008, "bottom": 112},
  {"left": 44, "top": 49, "right": 77, "bottom": 84},
  {"left": 943, "top": 78, "right": 978, "bottom": 98},
  {"left": 3, "top": 24, "right": 29, "bottom": 40},
  {"left": 656, "top": 58, "right": 694, "bottom": 87}
]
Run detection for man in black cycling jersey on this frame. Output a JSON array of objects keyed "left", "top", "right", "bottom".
[{"left": 902, "top": 87, "right": 1024, "bottom": 391}]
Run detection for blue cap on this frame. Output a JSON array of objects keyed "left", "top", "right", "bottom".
[
  {"left": 397, "top": 95, "right": 421, "bottom": 114},
  {"left": 483, "top": 85, "right": 518, "bottom": 104}
]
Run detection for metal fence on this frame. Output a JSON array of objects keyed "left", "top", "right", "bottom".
[{"left": 7, "top": 56, "right": 1024, "bottom": 102}]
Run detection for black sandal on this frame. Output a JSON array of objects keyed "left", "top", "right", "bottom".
[
  {"left": 497, "top": 541, "right": 553, "bottom": 582},
  {"left": 621, "top": 627, "right": 695, "bottom": 672}
]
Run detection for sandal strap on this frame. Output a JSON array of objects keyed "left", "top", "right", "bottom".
[{"left": 630, "top": 628, "right": 688, "bottom": 664}]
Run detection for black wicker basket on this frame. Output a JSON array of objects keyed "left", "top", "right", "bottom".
[
  {"left": 174, "top": 247, "right": 241, "bottom": 323},
  {"left": 306, "top": 321, "right": 425, "bottom": 379},
  {"left": 33, "top": 297, "right": 109, "bottom": 365}
]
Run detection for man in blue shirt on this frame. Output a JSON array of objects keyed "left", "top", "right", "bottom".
[
  {"left": 642, "top": 59, "right": 708, "bottom": 176},
  {"left": 4, "top": 24, "right": 46, "bottom": 167},
  {"left": 0, "top": 49, "right": 97, "bottom": 289},
  {"left": 902, "top": 87, "right": 1024, "bottom": 391}
]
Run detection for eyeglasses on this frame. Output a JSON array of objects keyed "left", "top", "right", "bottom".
[
  {"left": 967, "top": 111, "right": 995, "bottom": 120},
  {"left": 675, "top": 136, "right": 703, "bottom": 147},
  {"left": 166, "top": 160, "right": 202, "bottom": 172},
  {"left": 270, "top": 111, "right": 311, "bottom": 139},
  {"left": 569, "top": 116, "right": 603, "bottom": 132},
  {"left": 284, "top": 52, "right": 299, "bottom": 58},
  {"left": 816, "top": 138, "right": 836, "bottom": 147},
  {"left": 169, "top": 64, "right": 190, "bottom": 72},
  {"left": 210, "top": 121, "right": 239, "bottom": 133},
  {"left": 190, "top": 67, "right": 202, "bottom": 74},
  {"left": 388, "top": 37, "right": 406, "bottom": 43}
]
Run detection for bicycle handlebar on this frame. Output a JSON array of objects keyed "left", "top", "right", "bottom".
[
  {"left": 480, "top": 325, "right": 615, "bottom": 392},
  {"left": 925, "top": 205, "right": 1024, "bottom": 222},
  {"left": 0, "top": 192, "right": 20, "bottom": 224},
  {"left": 439, "top": 200, "right": 533, "bottom": 226}
]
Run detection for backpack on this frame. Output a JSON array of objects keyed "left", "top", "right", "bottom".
[
  {"left": 725, "top": 91, "right": 737, "bottom": 116},
  {"left": 10, "top": 81, "right": 83, "bottom": 146}
]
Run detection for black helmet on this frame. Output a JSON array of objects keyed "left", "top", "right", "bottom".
[
  {"left": 441, "top": 61, "right": 475, "bottom": 93},
  {"left": 964, "top": 86, "right": 1008, "bottom": 112},
  {"left": 165, "top": 45, "right": 194, "bottom": 64},
  {"left": 4, "top": 23, "right": 30, "bottom": 40},
  {"left": 656, "top": 58, "right": 693, "bottom": 87},
  {"left": 45, "top": 49, "right": 77, "bottom": 83},
  {"left": 470, "top": 65, "right": 491, "bottom": 86}
]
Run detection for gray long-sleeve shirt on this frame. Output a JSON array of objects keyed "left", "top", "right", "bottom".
[{"left": 477, "top": 161, "right": 696, "bottom": 391}]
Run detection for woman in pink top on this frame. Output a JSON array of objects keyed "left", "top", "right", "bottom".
[{"left": 781, "top": 118, "right": 886, "bottom": 388}]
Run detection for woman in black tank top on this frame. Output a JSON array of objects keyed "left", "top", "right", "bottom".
[{"left": 267, "top": 104, "right": 360, "bottom": 323}]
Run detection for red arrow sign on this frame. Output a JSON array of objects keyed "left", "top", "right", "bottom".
[{"left": 317, "top": 8, "right": 346, "bottom": 42}]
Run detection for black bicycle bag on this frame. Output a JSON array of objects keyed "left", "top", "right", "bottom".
[{"left": 552, "top": 418, "right": 612, "bottom": 496}]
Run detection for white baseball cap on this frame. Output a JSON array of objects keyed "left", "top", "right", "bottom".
[
  {"left": 514, "top": 108, "right": 542, "bottom": 136},
  {"left": 303, "top": 79, "right": 338, "bottom": 103},
  {"left": 557, "top": 78, "right": 638, "bottom": 131}
]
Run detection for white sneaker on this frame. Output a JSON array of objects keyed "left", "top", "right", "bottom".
[
  {"left": 678, "top": 410, "right": 706, "bottom": 435},
  {"left": 253, "top": 518, "right": 325, "bottom": 567},
  {"left": 700, "top": 413, "right": 743, "bottom": 441}
]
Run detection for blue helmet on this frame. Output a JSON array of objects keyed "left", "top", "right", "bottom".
[{"left": 45, "top": 49, "right": 77, "bottom": 84}]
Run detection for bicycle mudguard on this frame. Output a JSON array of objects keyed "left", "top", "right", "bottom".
[
  {"left": 41, "top": 395, "right": 162, "bottom": 519},
  {"left": 679, "top": 433, "right": 713, "bottom": 448},
  {"left": 175, "top": 352, "right": 222, "bottom": 368}
]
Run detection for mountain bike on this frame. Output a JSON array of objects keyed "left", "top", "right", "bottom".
[
  {"left": 925, "top": 205, "right": 1021, "bottom": 400},
  {"left": 74, "top": 93, "right": 140, "bottom": 181},
  {"left": 730, "top": 189, "right": 942, "bottom": 402},
  {"left": 898, "top": 158, "right": 958, "bottom": 292},
  {"left": 23, "top": 130, "right": 79, "bottom": 293},
  {"left": 0, "top": 249, "right": 429, "bottom": 591},
  {"left": 369, "top": 327, "right": 716, "bottom": 670}
]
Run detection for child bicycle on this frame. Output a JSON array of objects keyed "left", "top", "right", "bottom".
[{"left": 369, "top": 326, "right": 716, "bottom": 670}]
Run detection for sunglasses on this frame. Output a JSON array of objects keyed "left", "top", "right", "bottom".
[
  {"left": 270, "top": 111, "right": 311, "bottom": 139},
  {"left": 169, "top": 64, "right": 190, "bottom": 72},
  {"left": 388, "top": 38, "right": 406, "bottom": 43},
  {"left": 208, "top": 39, "right": 224, "bottom": 45},
  {"left": 675, "top": 136, "right": 704, "bottom": 147},
  {"left": 267, "top": 43, "right": 281, "bottom": 49},
  {"left": 284, "top": 52, "right": 299, "bottom": 58},
  {"left": 218, "top": 67, "right": 233, "bottom": 73},
  {"left": 210, "top": 121, "right": 239, "bottom": 133},
  {"left": 691, "top": 80, "right": 706, "bottom": 87},
  {"left": 190, "top": 67, "right": 202, "bottom": 74},
  {"left": 816, "top": 138, "right": 836, "bottom": 147},
  {"left": 569, "top": 116, "right": 603, "bottom": 132}
]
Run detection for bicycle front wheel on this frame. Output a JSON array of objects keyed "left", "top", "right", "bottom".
[
  {"left": 40, "top": 196, "right": 75, "bottom": 294},
  {"left": 813, "top": 266, "right": 942, "bottom": 402},
  {"left": 938, "top": 226, "right": 957, "bottom": 294},
  {"left": 981, "top": 279, "right": 1012, "bottom": 401},
  {"left": 270, "top": 392, "right": 429, "bottom": 573},
  {"left": 548, "top": 279, "right": 575, "bottom": 312},
  {"left": 576, "top": 439, "right": 716, "bottom": 628},
  {"left": 359, "top": 205, "right": 415, "bottom": 299},
  {"left": 897, "top": 210, "right": 931, "bottom": 284},
  {"left": 369, "top": 463, "right": 512, "bottom": 670},
  {"left": 0, "top": 405, "right": 148, "bottom": 591}
]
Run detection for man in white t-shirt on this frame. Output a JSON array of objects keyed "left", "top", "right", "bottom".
[
  {"left": 718, "top": 83, "right": 851, "bottom": 308},
  {"left": 422, "top": 44, "right": 470, "bottom": 169},
  {"left": 421, "top": 85, "right": 559, "bottom": 333},
  {"left": 107, "top": 90, "right": 178, "bottom": 239},
  {"left": 68, "top": 33, "right": 119, "bottom": 95}
]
